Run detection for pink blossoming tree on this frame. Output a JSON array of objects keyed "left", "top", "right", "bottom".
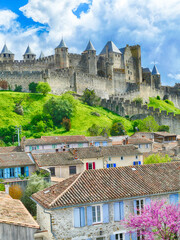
[{"left": 123, "top": 200, "right": 180, "bottom": 240}]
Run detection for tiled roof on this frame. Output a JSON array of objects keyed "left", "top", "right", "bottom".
[
  {"left": 128, "top": 137, "right": 153, "bottom": 145},
  {"left": 70, "top": 145, "right": 142, "bottom": 159},
  {"left": 100, "top": 41, "right": 121, "bottom": 55},
  {"left": 24, "top": 45, "right": 35, "bottom": 55},
  {"left": 154, "top": 132, "right": 177, "bottom": 137},
  {"left": 24, "top": 135, "right": 89, "bottom": 146},
  {"left": 119, "top": 47, "right": 125, "bottom": 55},
  {"left": 85, "top": 40, "right": 95, "bottom": 51},
  {"left": 152, "top": 65, "right": 160, "bottom": 75},
  {"left": 0, "top": 152, "right": 34, "bottom": 168},
  {"left": 86, "top": 136, "right": 112, "bottom": 142},
  {"left": 32, "top": 152, "right": 82, "bottom": 167},
  {"left": 1, "top": 44, "right": 13, "bottom": 54},
  {"left": 0, "top": 146, "right": 22, "bottom": 153},
  {"left": 142, "top": 68, "right": 151, "bottom": 73},
  {"left": 0, "top": 192, "right": 39, "bottom": 228},
  {"left": 32, "top": 162, "right": 180, "bottom": 209},
  {"left": 56, "top": 39, "right": 68, "bottom": 49}
]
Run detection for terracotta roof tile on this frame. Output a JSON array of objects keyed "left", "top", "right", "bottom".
[
  {"left": 0, "top": 146, "right": 22, "bottom": 153},
  {"left": 128, "top": 137, "right": 153, "bottom": 144},
  {"left": 32, "top": 162, "right": 180, "bottom": 209}
]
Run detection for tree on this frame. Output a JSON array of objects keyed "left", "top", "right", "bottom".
[
  {"left": 9, "top": 184, "right": 23, "bottom": 199},
  {"left": 29, "top": 82, "right": 38, "bottom": 93},
  {"left": 61, "top": 117, "right": 71, "bottom": 131},
  {"left": 14, "top": 85, "right": 22, "bottom": 92},
  {"left": 36, "top": 82, "right": 51, "bottom": 95},
  {"left": 158, "top": 125, "right": 170, "bottom": 132},
  {"left": 123, "top": 200, "right": 180, "bottom": 240},
  {"left": 21, "top": 173, "right": 50, "bottom": 216},
  {"left": 110, "top": 122, "right": 126, "bottom": 136},
  {"left": 144, "top": 153, "right": 171, "bottom": 164},
  {"left": 81, "top": 88, "right": 100, "bottom": 106},
  {"left": 138, "top": 116, "right": 159, "bottom": 132}
]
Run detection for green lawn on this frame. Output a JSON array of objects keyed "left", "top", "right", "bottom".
[
  {"left": 0, "top": 92, "right": 134, "bottom": 138},
  {"left": 148, "top": 97, "right": 180, "bottom": 114}
]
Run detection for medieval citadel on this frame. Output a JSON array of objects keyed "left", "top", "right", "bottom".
[{"left": 0, "top": 39, "right": 180, "bottom": 133}]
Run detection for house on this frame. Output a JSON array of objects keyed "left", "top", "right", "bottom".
[
  {"left": 32, "top": 162, "right": 180, "bottom": 240},
  {"left": 21, "top": 135, "right": 89, "bottom": 153},
  {"left": 154, "top": 132, "right": 177, "bottom": 143},
  {"left": 130, "top": 132, "right": 154, "bottom": 140},
  {"left": 87, "top": 136, "right": 112, "bottom": 147},
  {"left": 32, "top": 151, "right": 83, "bottom": 179},
  {"left": 127, "top": 137, "right": 153, "bottom": 153},
  {"left": 0, "top": 152, "right": 35, "bottom": 179},
  {"left": 71, "top": 145, "right": 143, "bottom": 170},
  {"left": 0, "top": 191, "right": 39, "bottom": 240}
]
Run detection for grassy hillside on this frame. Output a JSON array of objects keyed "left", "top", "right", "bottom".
[
  {"left": 0, "top": 91, "right": 134, "bottom": 139},
  {"left": 148, "top": 97, "right": 180, "bottom": 114}
]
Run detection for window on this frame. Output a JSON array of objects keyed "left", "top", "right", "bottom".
[
  {"left": 10, "top": 168, "right": 15, "bottom": 177},
  {"left": 115, "top": 233, "right": 124, "bottom": 240},
  {"left": 92, "top": 205, "right": 101, "bottom": 223},
  {"left": 69, "top": 166, "right": 76, "bottom": 175},
  {"left": 107, "top": 163, "right": 116, "bottom": 168},
  {"left": 108, "top": 157, "right": 112, "bottom": 161},
  {"left": 135, "top": 199, "right": 144, "bottom": 215},
  {"left": 138, "top": 144, "right": 142, "bottom": 149},
  {"left": 95, "top": 142, "right": 100, "bottom": 147},
  {"left": 121, "top": 156, "right": 124, "bottom": 160},
  {"left": 114, "top": 202, "right": 124, "bottom": 221},
  {"left": 103, "top": 141, "right": 107, "bottom": 146},
  {"left": 145, "top": 144, "right": 149, "bottom": 148},
  {"left": 133, "top": 161, "right": 141, "bottom": 166},
  {"left": 136, "top": 155, "right": 138, "bottom": 159},
  {"left": 78, "top": 143, "right": 83, "bottom": 148},
  {"left": 86, "top": 162, "right": 95, "bottom": 170},
  {"left": 137, "top": 230, "right": 145, "bottom": 240},
  {"left": 0, "top": 169, "right": 4, "bottom": 178},
  {"left": 49, "top": 167, "right": 55, "bottom": 176},
  {"left": 52, "top": 144, "right": 57, "bottom": 149},
  {"left": 73, "top": 207, "right": 85, "bottom": 228},
  {"left": 21, "top": 167, "right": 25, "bottom": 175}
]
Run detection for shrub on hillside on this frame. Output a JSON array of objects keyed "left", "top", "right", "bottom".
[
  {"left": 88, "top": 124, "right": 100, "bottom": 136},
  {"left": 158, "top": 125, "right": 169, "bottom": 132},
  {"left": 14, "top": 103, "right": 24, "bottom": 115},
  {"left": 138, "top": 116, "right": 159, "bottom": 132},
  {"left": 132, "top": 97, "right": 143, "bottom": 104},
  {"left": 81, "top": 88, "right": 100, "bottom": 106},
  {"left": 164, "top": 99, "right": 174, "bottom": 106},
  {"left": 0, "top": 125, "right": 16, "bottom": 144},
  {"left": 14, "top": 85, "right": 22, "bottom": 92},
  {"left": 29, "top": 82, "right": 38, "bottom": 93},
  {"left": 61, "top": 117, "right": 71, "bottom": 131},
  {"left": 110, "top": 122, "right": 126, "bottom": 136},
  {"left": 36, "top": 82, "right": 51, "bottom": 95},
  {"left": 156, "top": 95, "right": 161, "bottom": 100}
]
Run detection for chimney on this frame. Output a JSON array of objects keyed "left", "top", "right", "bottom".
[{"left": 73, "top": 149, "right": 78, "bottom": 159}]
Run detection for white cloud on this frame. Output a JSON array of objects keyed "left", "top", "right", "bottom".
[
  {"left": 168, "top": 73, "right": 180, "bottom": 80},
  {"left": 0, "top": 10, "right": 18, "bottom": 30}
]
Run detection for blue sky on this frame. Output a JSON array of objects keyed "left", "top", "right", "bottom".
[{"left": 0, "top": 0, "right": 180, "bottom": 86}]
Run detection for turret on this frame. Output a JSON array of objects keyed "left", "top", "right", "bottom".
[
  {"left": 83, "top": 40, "right": 97, "bottom": 75},
  {"left": 152, "top": 64, "right": 161, "bottom": 88},
  {"left": 23, "top": 46, "right": 36, "bottom": 61},
  {"left": 0, "top": 44, "right": 14, "bottom": 62},
  {"left": 55, "top": 39, "right": 69, "bottom": 68}
]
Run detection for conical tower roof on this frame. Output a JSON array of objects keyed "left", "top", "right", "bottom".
[
  {"left": 24, "top": 45, "right": 36, "bottom": 56},
  {"left": 100, "top": 41, "right": 121, "bottom": 55},
  {"left": 152, "top": 65, "right": 160, "bottom": 75},
  {"left": 1, "top": 44, "right": 13, "bottom": 55},
  {"left": 56, "top": 38, "right": 68, "bottom": 49},
  {"left": 85, "top": 40, "right": 96, "bottom": 51},
  {"left": 39, "top": 51, "right": 45, "bottom": 59}
]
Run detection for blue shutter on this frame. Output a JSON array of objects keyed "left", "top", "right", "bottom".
[
  {"left": 114, "top": 202, "right": 120, "bottom": 221},
  {"left": 95, "top": 142, "right": 100, "bottom": 147},
  {"left": 131, "top": 232, "right": 137, "bottom": 240},
  {"left": 120, "top": 201, "right": 124, "bottom": 220},
  {"left": 4, "top": 169, "right": 7, "bottom": 178},
  {"left": 107, "top": 164, "right": 110, "bottom": 168},
  {"left": 29, "top": 146, "right": 32, "bottom": 151},
  {"left": 87, "top": 206, "right": 93, "bottom": 226},
  {"left": 86, "top": 239, "right": 92, "bottom": 240},
  {"left": 7, "top": 168, "right": 10, "bottom": 178},
  {"left": 113, "top": 163, "right": 116, "bottom": 167},
  {"left": 110, "top": 235, "right": 115, "bottom": 240},
  {"left": 134, "top": 200, "right": 137, "bottom": 214},
  {"left": 133, "top": 162, "right": 136, "bottom": 166},
  {"left": 138, "top": 161, "right": 141, "bottom": 165},
  {"left": 145, "top": 198, "right": 151, "bottom": 206},
  {"left": 103, "top": 141, "right": 107, "bottom": 146},
  {"left": 73, "top": 208, "right": 80, "bottom": 227},
  {"left": 25, "top": 166, "right": 29, "bottom": 177},
  {"left": 103, "top": 204, "right": 109, "bottom": 223},
  {"left": 37, "top": 145, "right": 39, "bottom": 150},
  {"left": 80, "top": 207, "right": 85, "bottom": 227},
  {"left": 18, "top": 167, "right": 21, "bottom": 175},
  {"left": 125, "top": 233, "right": 130, "bottom": 240},
  {"left": 14, "top": 167, "right": 18, "bottom": 178},
  {"left": 169, "top": 194, "right": 179, "bottom": 205}
]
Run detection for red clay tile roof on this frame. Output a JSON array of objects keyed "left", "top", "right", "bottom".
[
  {"left": 32, "top": 162, "right": 180, "bottom": 209},
  {"left": 128, "top": 137, "right": 153, "bottom": 145},
  {"left": 154, "top": 132, "right": 177, "bottom": 137},
  {"left": 0, "top": 146, "right": 22, "bottom": 153},
  {"left": 0, "top": 192, "right": 39, "bottom": 229}
]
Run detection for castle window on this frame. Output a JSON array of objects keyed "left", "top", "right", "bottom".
[
  {"left": 3, "top": 54, "right": 6, "bottom": 57},
  {"left": 129, "top": 77, "right": 130, "bottom": 80}
]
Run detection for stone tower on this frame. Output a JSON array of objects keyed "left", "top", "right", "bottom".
[
  {"left": 0, "top": 44, "right": 14, "bottom": 62},
  {"left": 55, "top": 39, "right": 69, "bottom": 68},
  {"left": 23, "top": 46, "right": 36, "bottom": 61},
  {"left": 130, "top": 45, "right": 142, "bottom": 84},
  {"left": 83, "top": 41, "right": 97, "bottom": 75},
  {"left": 152, "top": 64, "right": 161, "bottom": 88}
]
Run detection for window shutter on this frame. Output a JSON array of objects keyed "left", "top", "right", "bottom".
[
  {"left": 29, "top": 146, "right": 32, "bottom": 151},
  {"left": 14, "top": 168, "right": 18, "bottom": 178},
  {"left": 92, "top": 162, "right": 95, "bottom": 170},
  {"left": 107, "top": 164, "right": 110, "bottom": 168},
  {"left": 86, "top": 239, "right": 92, "bottom": 240},
  {"left": 18, "top": 167, "right": 21, "bottom": 175},
  {"left": 125, "top": 233, "right": 130, "bottom": 240},
  {"left": 169, "top": 194, "right": 179, "bottom": 205},
  {"left": 86, "top": 162, "right": 89, "bottom": 170},
  {"left": 113, "top": 163, "right": 116, "bottom": 167},
  {"left": 25, "top": 166, "right": 29, "bottom": 177},
  {"left": 145, "top": 198, "right": 151, "bottom": 206},
  {"left": 114, "top": 202, "right": 120, "bottom": 221},
  {"left": 110, "top": 235, "right": 115, "bottom": 240},
  {"left": 131, "top": 232, "right": 137, "bottom": 240},
  {"left": 7, "top": 168, "right": 10, "bottom": 178},
  {"left": 133, "top": 200, "right": 137, "bottom": 214},
  {"left": 73, "top": 208, "right": 80, "bottom": 227},
  {"left": 103, "top": 204, "right": 109, "bottom": 223},
  {"left": 120, "top": 201, "right": 124, "bottom": 220},
  {"left": 133, "top": 161, "right": 136, "bottom": 166},
  {"left": 138, "top": 161, "right": 141, "bottom": 165},
  {"left": 37, "top": 145, "right": 39, "bottom": 150},
  {"left": 80, "top": 207, "right": 85, "bottom": 227},
  {"left": 103, "top": 141, "right": 107, "bottom": 146},
  {"left": 87, "top": 206, "right": 93, "bottom": 226},
  {"left": 4, "top": 169, "right": 7, "bottom": 178}
]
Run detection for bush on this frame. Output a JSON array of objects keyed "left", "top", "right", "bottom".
[
  {"left": 88, "top": 124, "right": 100, "bottom": 136},
  {"left": 61, "top": 117, "right": 71, "bottom": 131},
  {"left": 0, "top": 183, "right": 5, "bottom": 191},
  {"left": 164, "top": 99, "right": 174, "bottom": 106},
  {"left": 110, "top": 122, "right": 126, "bottom": 136},
  {"left": 36, "top": 82, "right": 51, "bottom": 95},
  {"left": 14, "top": 103, "right": 24, "bottom": 115},
  {"left": 9, "top": 184, "right": 23, "bottom": 199},
  {"left": 0, "top": 125, "right": 16, "bottom": 144},
  {"left": 156, "top": 95, "right": 161, "bottom": 100},
  {"left": 29, "top": 82, "right": 38, "bottom": 93},
  {"left": 138, "top": 116, "right": 159, "bottom": 132},
  {"left": 158, "top": 125, "right": 170, "bottom": 132},
  {"left": 14, "top": 85, "right": 22, "bottom": 92},
  {"left": 81, "top": 88, "right": 100, "bottom": 106},
  {"left": 132, "top": 97, "right": 143, "bottom": 104},
  {"left": 144, "top": 153, "right": 171, "bottom": 164}
]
